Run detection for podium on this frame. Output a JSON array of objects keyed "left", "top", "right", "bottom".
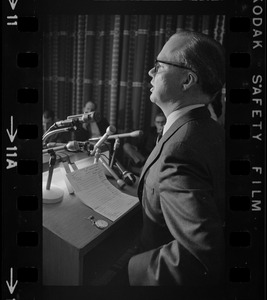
[{"left": 42, "top": 152, "right": 141, "bottom": 285}]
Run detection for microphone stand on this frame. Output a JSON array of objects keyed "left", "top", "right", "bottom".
[
  {"left": 92, "top": 139, "right": 126, "bottom": 189},
  {"left": 43, "top": 149, "right": 64, "bottom": 204},
  {"left": 109, "top": 137, "right": 120, "bottom": 168},
  {"left": 93, "top": 148, "right": 101, "bottom": 164},
  {"left": 57, "top": 152, "right": 79, "bottom": 195},
  {"left": 113, "top": 159, "right": 136, "bottom": 186},
  {"left": 42, "top": 125, "right": 77, "bottom": 202},
  {"left": 98, "top": 156, "right": 125, "bottom": 189},
  {"left": 109, "top": 137, "right": 136, "bottom": 186}
]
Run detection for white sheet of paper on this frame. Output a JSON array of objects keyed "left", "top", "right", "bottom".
[{"left": 66, "top": 163, "right": 138, "bottom": 221}]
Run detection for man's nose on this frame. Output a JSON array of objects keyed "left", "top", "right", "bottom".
[{"left": 148, "top": 67, "right": 155, "bottom": 78}]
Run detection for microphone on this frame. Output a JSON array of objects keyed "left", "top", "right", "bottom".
[
  {"left": 43, "top": 141, "right": 93, "bottom": 154},
  {"left": 66, "top": 141, "right": 93, "bottom": 152},
  {"left": 43, "top": 143, "right": 67, "bottom": 154},
  {"left": 91, "top": 125, "right": 116, "bottom": 155},
  {"left": 46, "top": 142, "right": 66, "bottom": 148},
  {"left": 54, "top": 111, "right": 100, "bottom": 128},
  {"left": 67, "top": 111, "right": 101, "bottom": 122},
  {"left": 114, "top": 161, "right": 136, "bottom": 186},
  {"left": 109, "top": 137, "right": 120, "bottom": 168},
  {"left": 99, "top": 157, "right": 125, "bottom": 189},
  {"left": 89, "top": 130, "right": 143, "bottom": 141}
]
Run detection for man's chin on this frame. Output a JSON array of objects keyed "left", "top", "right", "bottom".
[{"left": 149, "top": 93, "right": 156, "bottom": 103}]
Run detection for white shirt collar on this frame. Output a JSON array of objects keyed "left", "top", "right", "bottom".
[{"left": 162, "top": 104, "right": 205, "bottom": 135}]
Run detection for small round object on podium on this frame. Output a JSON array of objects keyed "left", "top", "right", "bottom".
[{"left": 95, "top": 219, "right": 108, "bottom": 229}]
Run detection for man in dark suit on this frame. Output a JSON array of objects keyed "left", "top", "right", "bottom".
[{"left": 128, "top": 30, "right": 225, "bottom": 287}]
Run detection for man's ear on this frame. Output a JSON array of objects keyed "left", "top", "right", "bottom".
[{"left": 182, "top": 72, "right": 198, "bottom": 91}]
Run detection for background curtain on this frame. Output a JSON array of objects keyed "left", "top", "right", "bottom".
[{"left": 43, "top": 14, "right": 226, "bottom": 132}]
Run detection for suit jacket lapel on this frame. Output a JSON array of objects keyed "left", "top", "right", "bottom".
[{"left": 138, "top": 107, "right": 210, "bottom": 199}]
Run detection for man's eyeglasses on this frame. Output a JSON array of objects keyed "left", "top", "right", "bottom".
[{"left": 154, "top": 59, "right": 197, "bottom": 76}]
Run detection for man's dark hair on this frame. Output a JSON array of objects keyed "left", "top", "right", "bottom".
[
  {"left": 43, "top": 109, "right": 55, "bottom": 120},
  {"left": 84, "top": 101, "right": 97, "bottom": 110},
  {"left": 154, "top": 111, "right": 166, "bottom": 120},
  {"left": 176, "top": 30, "right": 225, "bottom": 100}
]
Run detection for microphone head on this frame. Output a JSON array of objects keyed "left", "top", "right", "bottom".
[
  {"left": 55, "top": 119, "right": 73, "bottom": 127},
  {"left": 106, "top": 125, "right": 116, "bottom": 135},
  {"left": 82, "top": 111, "right": 101, "bottom": 123},
  {"left": 66, "top": 141, "right": 80, "bottom": 152},
  {"left": 130, "top": 130, "right": 143, "bottom": 137},
  {"left": 116, "top": 179, "right": 126, "bottom": 189}
]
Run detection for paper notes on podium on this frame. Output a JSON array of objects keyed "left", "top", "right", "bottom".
[{"left": 66, "top": 163, "right": 138, "bottom": 221}]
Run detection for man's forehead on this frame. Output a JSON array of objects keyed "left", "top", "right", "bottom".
[
  {"left": 85, "top": 102, "right": 95, "bottom": 109},
  {"left": 158, "top": 34, "right": 188, "bottom": 61},
  {"left": 155, "top": 116, "right": 165, "bottom": 122}
]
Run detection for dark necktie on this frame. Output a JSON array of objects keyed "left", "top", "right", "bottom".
[{"left": 156, "top": 132, "right": 162, "bottom": 144}]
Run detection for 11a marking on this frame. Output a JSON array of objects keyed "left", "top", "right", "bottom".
[
  {"left": 6, "top": 116, "right": 17, "bottom": 169},
  {"left": 7, "top": 15, "right": 18, "bottom": 26}
]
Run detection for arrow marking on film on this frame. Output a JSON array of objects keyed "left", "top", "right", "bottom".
[
  {"left": 6, "top": 116, "right": 17, "bottom": 143},
  {"left": 8, "top": 0, "right": 19, "bottom": 10},
  {"left": 6, "top": 268, "right": 18, "bottom": 294}
]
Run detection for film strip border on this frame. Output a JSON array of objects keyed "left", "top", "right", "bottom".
[
  {"left": 226, "top": 1, "right": 265, "bottom": 299},
  {"left": 2, "top": 1, "right": 42, "bottom": 299},
  {"left": 1, "top": 1, "right": 265, "bottom": 299}
]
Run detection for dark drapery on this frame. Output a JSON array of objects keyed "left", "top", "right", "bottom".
[{"left": 43, "top": 15, "right": 226, "bottom": 132}]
